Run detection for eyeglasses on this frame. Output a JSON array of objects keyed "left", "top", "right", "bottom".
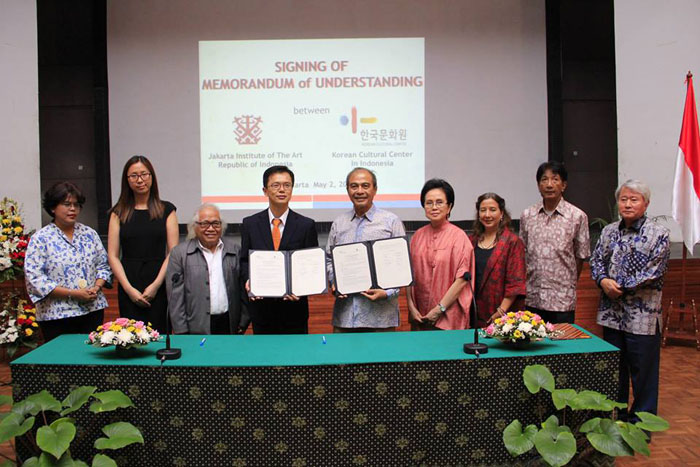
[
  {"left": 195, "top": 221, "right": 222, "bottom": 229},
  {"left": 268, "top": 182, "right": 293, "bottom": 191},
  {"left": 60, "top": 202, "right": 82, "bottom": 210},
  {"left": 127, "top": 172, "right": 152, "bottom": 182},
  {"left": 424, "top": 200, "right": 447, "bottom": 208}
]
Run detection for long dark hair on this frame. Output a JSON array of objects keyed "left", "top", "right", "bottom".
[
  {"left": 109, "top": 155, "right": 164, "bottom": 223},
  {"left": 473, "top": 192, "right": 512, "bottom": 239}
]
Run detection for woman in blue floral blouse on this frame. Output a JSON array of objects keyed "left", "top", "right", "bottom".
[{"left": 24, "top": 182, "right": 112, "bottom": 341}]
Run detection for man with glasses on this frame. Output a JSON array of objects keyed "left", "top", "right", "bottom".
[
  {"left": 166, "top": 204, "right": 249, "bottom": 334},
  {"left": 240, "top": 165, "right": 319, "bottom": 334}
]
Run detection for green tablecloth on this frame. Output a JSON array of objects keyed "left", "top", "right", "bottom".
[{"left": 14, "top": 328, "right": 617, "bottom": 367}]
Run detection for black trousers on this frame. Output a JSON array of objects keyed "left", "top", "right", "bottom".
[
  {"left": 39, "top": 309, "right": 105, "bottom": 342},
  {"left": 603, "top": 325, "right": 661, "bottom": 420},
  {"left": 526, "top": 306, "right": 575, "bottom": 324},
  {"left": 210, "top": 312, "right": 231, "bottom": 335}
]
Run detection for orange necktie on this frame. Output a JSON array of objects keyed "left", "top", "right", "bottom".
[{"left": 272, "top": 218, "right": 282, "bottom": 250}]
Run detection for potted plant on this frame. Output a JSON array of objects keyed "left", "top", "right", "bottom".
[
  {"left": 0, "top": 386, "right": 143, "bottom": 466},
  {"left": 503, "top": 364, "right": 669, "bottom": 466}
]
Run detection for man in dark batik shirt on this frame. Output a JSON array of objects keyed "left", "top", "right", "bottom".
[{"left": 590, "top": 179, "right": 670, "bottom": 423}]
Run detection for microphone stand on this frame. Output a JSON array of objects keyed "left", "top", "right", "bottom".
[
  {"left": 463, "top": 272, "right": 488, "bottom": 356},
  {"left": 157, "top": 273, "right": 182, "bottom": 361}
]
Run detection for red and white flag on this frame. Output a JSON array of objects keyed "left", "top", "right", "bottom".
[{"left": 672, "top": 72, "right": 700, "bottom": 254}]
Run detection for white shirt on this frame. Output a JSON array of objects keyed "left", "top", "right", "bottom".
[
  {"left": 198, "top": 239, "right": 229, "bottom": 315},
  {"left": 267, "top": 208, "right": 290, "bottom": 236}
]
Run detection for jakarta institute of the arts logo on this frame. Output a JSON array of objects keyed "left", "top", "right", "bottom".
[{"left": 233, "top": 115, "right": 262, "bottom": 144}]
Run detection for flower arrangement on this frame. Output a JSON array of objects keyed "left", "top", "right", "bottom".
[
  {"left": 87, "top": 317, "right": 161, "bottom": 349},
  {"left": 0, "top": 197, "right": 31, "bottom": 283},
  {"left": 484, "top": 310, "right": 558, "bottom": 343},
  {"left": 0, "top": 293, "right": 40, "bottom": 357}
]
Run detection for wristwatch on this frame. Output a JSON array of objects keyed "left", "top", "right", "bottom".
[{"left": 438, "top": 303, "right": 447, "bottom": 314}]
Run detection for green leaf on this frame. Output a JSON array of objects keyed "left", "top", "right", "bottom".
[
  {"left": 12, "top": 399, "right": 39, "bottom": 417},
  {"left": 0, "top": 395, "right": 13, "bottom": 408},
  {"left": 534, "top": 428, "right": 576, "bottom": 467},
  {"left": 0, "top": 412, "right": 35, "bottom": 444},
  {"left": 618, "top": 422, "right": 650, "bottom": 456},
  {"left": 579, "top": 417, "right": 602, "bottom": 433},
  {"left": 586, "top": 419, "right": 634, "bottom": 457},
  {"left": 50, "top": 417, "right": 75, "bottom": 429},
  {"left": 523, "top": 365, "right": 555, "bottom": 394},
  {"left": 89, "top": 391, "right": 134, "bottom": 413},
  {"left": 26, "top": 390, "right": 62, "bottom": 414},
  {"left": 54, "top": 452, "right": 89, "bottom": 467},
  {"left": 634, "top": 412, "right": 670, "bottom": 432},
  {"left": 36, "top": 422, "right": 76, "bottom": 460},
  {"left": 502, "top": 420, "right": 537, "bottom": 457},
  {"left": 541, "top": 415, "right": 570, "bottom": 436},
  {"left": 22, "top": 457, "right": 40, "bottom": 467},
  {"left": 0, "top": 460, "right": 14, "bottom": 467},
  {"left": 92, "top": 454, "right": 118, "bottom": 467},
  {"left": 551, "top": 389, "right": 577, "bottom": 410},
  {"left": 93, "top": 422, "right": 143, "bottom": 450},
  {"left": 570, "top": 390, "right": 616, "bottom": 411},
  {"left": 61, "top": 386, "right": 96, "bottom": 416}
]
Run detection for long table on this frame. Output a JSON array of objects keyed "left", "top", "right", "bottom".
[{"left": 11, "top": 329, "right": 619, "bottom": 466}]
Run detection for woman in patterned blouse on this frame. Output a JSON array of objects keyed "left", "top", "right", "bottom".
[
  {"left": 24, "top": 182, "right": 112, "bottom": 341},
  {"left": 468, "top": 193, "right": 527, "bottom": 327}
]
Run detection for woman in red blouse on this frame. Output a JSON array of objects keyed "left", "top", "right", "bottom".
[{"left": 468, "top": 193, "right": 527, "bottom": 327}]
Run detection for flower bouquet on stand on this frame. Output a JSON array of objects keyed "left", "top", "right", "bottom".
[
  {"left": 0, "top": 293, "right": 40, "bottom": 358},
  {"left": 483, "top": 310, "right": 560, "bottom": 348},
  {"left": 87, "top": 318, "right": 161, "bottom": 356},
  {"left": 0, "top": 197, "right": 31, "bottom": 284}
]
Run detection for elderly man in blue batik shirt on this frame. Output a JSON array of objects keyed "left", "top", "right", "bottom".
[
  {"left": 326, "top": 167, "right": 406, "bottom": 332},
  {"left": 590, "top": 179, "right": 670, "bottom": 423}
]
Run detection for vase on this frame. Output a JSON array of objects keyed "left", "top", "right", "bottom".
[
  {"left": 503, "top": 338, "right": 531, "bottom": 350},
  {"left": 115, "top": 345, "right": 138, "bottom": 357}
]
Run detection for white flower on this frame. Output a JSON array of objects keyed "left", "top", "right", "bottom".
[
  {"left": 100, "top": 331, "right": 116, "bottom": 345},
  {"left": 116, "top": 329, "right": 134, "bottom": 345},
  {"left": 501, "top": 323, "right": 513, "bottom": 334},
  {"left": 0, "top": 257, "right": 11, "bottom": 271},
  {"left": 518, "top": 322, "right": 533, "bottom": 334},
  {"left": 537, "top": 325, "right": 547, "bottom": 337},
  {"left": 136, "top": 328, "right": 151, "bottom": 342}
]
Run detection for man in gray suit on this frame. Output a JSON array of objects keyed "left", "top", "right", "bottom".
[{"left": 166, "top": 204, "right": 249, "bottom": 334}]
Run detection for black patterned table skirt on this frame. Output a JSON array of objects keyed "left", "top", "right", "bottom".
[{"left": 12, "top": 351, "right": 619, "bottom": 466}]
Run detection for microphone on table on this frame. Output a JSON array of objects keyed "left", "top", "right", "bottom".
[
  {"left": 462, "top": 272, "right": 488, "bottom": 356},
  {"left": 156, "top": 273, "right": 182, "bottom": 362}
]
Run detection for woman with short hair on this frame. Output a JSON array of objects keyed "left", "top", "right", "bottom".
[
  {"left": 24, "top": 182, "right": 112, "bottom": 341},
  {"left": 107, "top": 155, "right": 178, "bottom": 332},
  {"left": 407, "top": 179, "right": 474, "bottom": 330}
]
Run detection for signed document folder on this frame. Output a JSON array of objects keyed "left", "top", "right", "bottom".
[
  {"left": 249, "top": 247, "right": 328, "bottom": 298},
  {"left": 331, "top": 237, "right": 413, "bottom": 295}
]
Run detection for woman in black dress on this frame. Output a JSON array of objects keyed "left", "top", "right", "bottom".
[{"left": 107, "top": 155, "right": 178, "bottom": 332}]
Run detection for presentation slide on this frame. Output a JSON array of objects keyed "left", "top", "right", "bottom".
[{"left": 199, "top": 38, "right": 425, "bottom": 211}]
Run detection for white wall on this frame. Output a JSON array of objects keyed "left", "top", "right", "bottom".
[
  {"left": 0, "top": 0, "right": 41, "bottom": 231},
  {"left": 615, "top": 0, "right": 700, "bottom": 253}
]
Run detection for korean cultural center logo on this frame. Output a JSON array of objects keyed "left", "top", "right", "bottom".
[{"left": 234, "top": 115, "right": 262, "bottom": 144}]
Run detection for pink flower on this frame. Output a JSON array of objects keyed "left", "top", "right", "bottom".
[
  {"left": 115, "top": 317, "right": 130, "bottom": 327},
  {"left": 101, "top": 321, "right": 112, "bottom": 331},
  {"left": 133, "top": 321, "right": 145, "bottom": 329},
  {"left": 150, "top": 330, "right": 160, "bottom": 340},
  {"left": 88, "top": 333, "right": 95, "bottom": 343},
  {"left": 545, "top": 322, "right": 555, "bottom": 332},
  {"left": 485, "top": 324, "right": 495, "bottom": 335}
]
